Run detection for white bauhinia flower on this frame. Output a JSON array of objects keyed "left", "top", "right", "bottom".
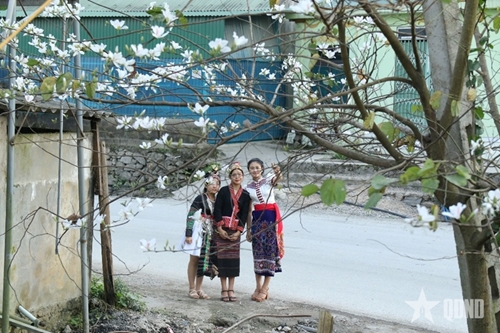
[
  {"left": 482, "top": 189, "right": 500, "bottom": 216},
  {"left": 151, "top": 25, "right": 169, "bottom": 38},
  {"left": 170, "top": 41, "right": 182, "bottom": 50},
  {"left": 194, "top": 170, "right": 205, "bottom": 179},
  {"left": 139, "top": 142, "right": 151, "bottom": 149},
  {"left": 139, "top": 238, "right": 156, "bottom": 251},
  {"left": 470, "top": 139, "right": 482, "bottom": 155},
  {"left": 208, "top": 38, "right": 231, "bottom": 53},
  {"left": 232, "top": 31, "right": 248, "bottom": 47},
  {"left": 109, "top": 19, "right": 128, "bottom": 30},
  {"left": 124, "top": 59, "right": 135, "bottom": 73},
  {"left": 192, "top": 102, "right": 209, "bottom": 115},
  {"left": 25, "top": 95, "right": 35, "bottom": 103},
  {"left": 416, "top": 204, "right": 435, "bottom": 223},
  {"left": 442, "top": 203, "right": 466, "bottom": 220},
  {"left": 118, "top": 203, "right": 134, "bottom": 222},
  {"left": 181, "top": 50, "right": 193, "bottom": 62},
  {"left": 194, "top": 117, "right": 210, "bottom": 132},
  {"left": 162, "top": 6, "right": 177, "bottom": 25},
  {"left": 94, "top": 214, "right": 106, "bottom": 226},
  {"left": 156, "top": 175, "right": 168, "bottom": 189},
  {"left": 260, "top": 68, "right": 270, "bottom": 76},
  {"left": 90, "top": 43, "right": 107, "bottom": 54},
  {"left": 229, "top": 121, "right": 240, "bottom": 131},
  {"left": 136, "top": 198, "right": 153, "bottom": 211},
  {"left": 61, "top": 218, "right": 83, "bottom": 230},
  {"left": 154, "top": 133, "right": 170, "bottom": 145},
  {"left": 116, "top": 116, "right": 134, "bottom": 129},
  {"left": 289, "top": 0, "right": 315, "bottom": 15},
  {"left": 268, "top": 4, "right": 286, "bottom": 23},
  {"left": 130, "top": 44, "right": 149, "bottom": 58}
]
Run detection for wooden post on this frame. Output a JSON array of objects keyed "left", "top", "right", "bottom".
[
  {"left": 318, "top": 310, "right": 334, "bottom": 333},
  {"left": 97, "top": 140, "right": 116, "bottom": 306}
]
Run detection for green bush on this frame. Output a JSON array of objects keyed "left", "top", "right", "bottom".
[{"left": 90, "top": 277, "right": 146, "bottom": 312}]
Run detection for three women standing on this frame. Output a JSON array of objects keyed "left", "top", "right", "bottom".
[
  {"left": 245, "top": 158, "right": 284, "bottom": 302},
  {"left": 213, "top": 162, "right": 251, "bottom": 302}
]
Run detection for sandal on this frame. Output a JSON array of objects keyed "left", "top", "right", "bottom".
[
  {"left": 189, "top": 289, "right": 200, "bottom": 299},
  {"left": 255, "top": 288, "right": 268, "bottom": 302},
  {"left": 197, "top": 290, "right": 210, "bottom": 300},
  {"left": 228, "top": 290, "right": 237, "bottom": 302},
  {"left": 220, "top": 290, "right": 229, "bottom": 302},
  {"left": 251, "top": 289, "right": 260, "bottom": 301}
]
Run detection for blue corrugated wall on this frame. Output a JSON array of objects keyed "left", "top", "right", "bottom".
[{"left": 80, "top": 57, "right": 286, "bottom": 142}]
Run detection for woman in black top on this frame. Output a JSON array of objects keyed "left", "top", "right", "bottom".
[{"left": 213, "top": 162, "right": 251, "bottom": 302}]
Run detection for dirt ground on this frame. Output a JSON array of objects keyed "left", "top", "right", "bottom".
[
  {"left": 73, "top": 186, "right": 443, "bottom": 333},
  {"left": 79, "top": 269, "right": 438, "bottom": 333}
]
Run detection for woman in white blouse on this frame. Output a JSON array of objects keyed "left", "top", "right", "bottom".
[{"left": 245, "top": 158, "right": 284, "bottom": 302}]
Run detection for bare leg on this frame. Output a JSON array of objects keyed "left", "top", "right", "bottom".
[
  {"left": 256, "top": 276, "right": 271, "bottom": 302},
  {"left": 228, "top": 277, "right": 237, "bottom": 301},
  {"left": 187, "top": 255, "right": 199, "bottom": 298},
  {"left": 220, "top": 277, "right": 229, "bottom": 301},
  {"left": 195, "top": 275, "right": 210, "bottom": 299},
  {"left": 252, "top": 274, "right": 263, "bottom": 300}
]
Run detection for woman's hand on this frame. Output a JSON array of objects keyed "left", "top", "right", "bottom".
[
  {"left": 271, "top": 163, "right": 282, "bottom": 186},
  {"left": 185, "top": 236, "right": 193, "bottom": 244},
  {"left": 229, "top": 230, "right": 241, "bottom": 241},
  {"left": 217, "top": 226, "right": 229, "bottom": 239}
]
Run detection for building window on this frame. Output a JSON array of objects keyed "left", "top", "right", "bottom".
[{"left": 394, "top": 27, "right": 431, "bottom": 132}]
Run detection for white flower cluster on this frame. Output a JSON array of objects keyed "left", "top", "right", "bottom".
[{"left": 482, "top": 189, "right": 500, "bottom": 217}]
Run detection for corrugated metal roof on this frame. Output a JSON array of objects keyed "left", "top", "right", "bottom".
[
  {"left": 0, "top": 97, "right": 112, "bottom": 119},
  {"left": 3, "top": 0, "right": 274, "bottom": 18}
]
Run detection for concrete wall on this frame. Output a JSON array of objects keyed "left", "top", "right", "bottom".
[{"left": 0, "top": 116, "right": 93, "bottom": 324}]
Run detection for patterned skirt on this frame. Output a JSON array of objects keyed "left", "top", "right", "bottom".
[
  {"left": 213, "top": 229, "right": 241, "bottom": 278},
  {"left": 251, "top": 208, "right": 282, "bottom": 277}
]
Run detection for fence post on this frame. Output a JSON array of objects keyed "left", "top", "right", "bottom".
[{"left": 318, "top": 310, "right": 334, "bottom": 333}]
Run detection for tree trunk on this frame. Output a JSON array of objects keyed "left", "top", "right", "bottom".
[{"left": 423, "top": 0, "right": 495, "bottom": 331}]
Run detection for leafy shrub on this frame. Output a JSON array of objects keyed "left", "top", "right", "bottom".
[{"left": 90, "top": 277, "right": 146, "bottom": 312}]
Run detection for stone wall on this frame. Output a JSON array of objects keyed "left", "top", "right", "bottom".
[{"left": 104, "top": 138, "right": 215, "bottom": 198}]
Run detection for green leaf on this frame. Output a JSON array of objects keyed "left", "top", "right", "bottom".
[
  {"left": 301, "top": 184, "right": 319, "bottom": 197},
  {"left": 175, "top": 10, "right": 188, "bottom": 26},
  {"left": 71, "top": 79, "right": 80, "bottom": 98},
  {"left": 455, "top": 165, "right": 471, "bottom": 179},
  {"left": 320, "top": 179, "right": 336, "bottom": 206},
  {"left": 475, "top": 106, "right": 484, "bottom": 120},
  {"left": 430, "top": 91, "right": 442, "bottom": 110},
  {"left": 320, "top": 179, "right": 346, "bottom": 206},
  {"left": 444, "top": 174, "right": 468, "bottom": 187},
  {"left": 371, "top": 174, "right": 398, "bottom": 190},
  {"left": 40, "top": 77, "right": 57, "bottom": 101},
  {"left": 418, "top": 159, "right": 438, "bottom": 178},
  {"left": 363, "top": 111, "right": 375, "bottom": 130},
  {"left": 332, "top": 179, "right": 346, "bottom": 205},
  {"left": 56, "top": 72, "right": 73, "bottom": 94},
  {"left": 27, "top": 58, "right": 40, "bottom": 66},
  {"left": 364, "top": 192, "right": 383, "bottom": 209},
  {"left": 406, "top": 135, "right": 416, "bottom": 153},
  {"left": 85, "top": 80, "right": 97, "bottom": 99},
  {"left": 494, "top": 16, "right": 500, "bottom": 33},
  {"left": 421, "top": 177, "right": 439, "bottom": 194},
  {"left": 378, "top": 122, "right": 396, "bottom": 141},
  {"left": 451, "top": 99, "right": 459, "bottom": 117},
  {"left": 399, "top": 166, "right": 421, "bottom": 185}
]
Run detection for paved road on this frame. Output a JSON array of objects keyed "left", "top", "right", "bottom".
[{"left": 93, "top": 197, "right": 467, "bottom": 333}]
